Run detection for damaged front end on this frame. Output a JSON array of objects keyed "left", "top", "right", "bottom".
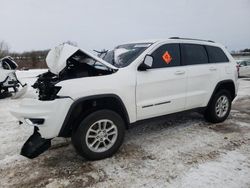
[
  {"left": 32, "top": 71, "right": 61, "bottom": 101},
  {"left": 21, "top": 127, "right": 51, "bottom": 159},
  {"left": 33, "top": 44, "right": 117, "bottom": 101},
  {"left": 11, "top": 44, "right": 118, "bottom": 158}
]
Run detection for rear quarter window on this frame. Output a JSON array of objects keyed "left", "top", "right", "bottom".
[{"left": 205, "top": 46, "right": 229, "bottom": 63}]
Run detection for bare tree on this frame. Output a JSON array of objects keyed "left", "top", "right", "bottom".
[{"left": 0, "top": 40, "right": 9, "bottom": 58}]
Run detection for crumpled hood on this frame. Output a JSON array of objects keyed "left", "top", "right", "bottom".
[{"left": 46, "top": 44, "right": 118, "bottom": 75}]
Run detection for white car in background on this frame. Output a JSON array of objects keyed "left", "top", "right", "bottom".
[
  {"left": 11, "top": 38, "right": 238, "bottom": 160},
  {"left": 0, "top": 56, "right": 27, "bottom": 99},
  {"left": 237, "top": 60, "right": 250, "bottom": 77}
]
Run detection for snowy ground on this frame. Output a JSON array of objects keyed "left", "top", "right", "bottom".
[{"left": 0, "top": 70, "right": 250, "bottom": 188}]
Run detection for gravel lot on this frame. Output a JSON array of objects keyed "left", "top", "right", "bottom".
[{"left": 0, "top": 71, "right": 249, "bottom": 188}]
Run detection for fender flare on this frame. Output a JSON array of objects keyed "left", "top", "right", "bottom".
[
  {"left": 58, "top": 94, "right": 130, "bottom": 137},
  {"left": 207, "top": 79, "right": 236, "bottom": 107}
]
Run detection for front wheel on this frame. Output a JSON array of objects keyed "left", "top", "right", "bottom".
[
  {"left": 72, "top": 110, "right": 125, "bottom": 160},
  {"left": 204, "top": 90, "right": 232, "bottom": 123}
]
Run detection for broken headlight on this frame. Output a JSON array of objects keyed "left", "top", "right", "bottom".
[{"left": 32, "top": 71, "right": 61, "bottom": 101}]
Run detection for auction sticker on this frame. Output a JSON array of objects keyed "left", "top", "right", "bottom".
[{"left": 162, "top": 51, "right": 172, "bottom": 64}]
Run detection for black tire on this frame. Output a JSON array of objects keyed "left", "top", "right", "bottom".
[
  {"left": 72, "top": 110, "right": 125, "bottom": 160},
  {"left": 204, "top": 89, "right": 232, "bottom": 123},
  {"left": 0, "top": 87, "right": 10, "bottom": 99}
]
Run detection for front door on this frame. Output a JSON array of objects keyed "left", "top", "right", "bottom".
[{"left": 136, "top": 43, "right": 187, "bottom": 120}]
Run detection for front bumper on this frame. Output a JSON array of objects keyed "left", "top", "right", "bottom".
[
  {"left": 10, "top": 97, "right": 73, "bottom": 158},
  {"left": 10, "top": 97, "right": 73, "bottom": 139},
  {"left": 21, "top": 127, "right": 51, "bottom": 159}
]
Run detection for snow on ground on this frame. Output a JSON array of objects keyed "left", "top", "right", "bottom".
[
  {"left": 0, "top": 70, "right": 250, "bottom": 188},
  {"left": 178, "top": 150, "right": 250, "bottom": 188},
  {"left": 237, "top": 78, "right": 250, "bottom": 98}
]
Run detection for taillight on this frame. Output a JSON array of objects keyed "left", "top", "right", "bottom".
[{"left": 236, "top": 64, "right": 240, "bottom": 76}]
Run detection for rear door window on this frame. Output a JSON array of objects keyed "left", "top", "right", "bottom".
[
  {"left": 205, "top": 45, "right": 229, "bottom": 63},
  {"left": 180, "top": 44, "right": 208, "bottom": 65},
  {"left": 151, "top": 43, "right": 180, "bottom": 68}
]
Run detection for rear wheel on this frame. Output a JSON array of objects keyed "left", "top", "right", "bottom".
[
  {"left": 72, "top": 110, "right": 125, "bottom": 160},
  {"left": 204, "top": 90, "right": 232, "bottom": 123}
]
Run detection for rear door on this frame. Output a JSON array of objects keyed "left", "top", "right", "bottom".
[
  {"left": 181, "top": 43, "right": 219, "bottom": 109},
  {"left": 205, "top": 45, "right": 231, "bottom": 80},
  {"left": 136, "top": 43, "right": 187, "bottom": 120}
]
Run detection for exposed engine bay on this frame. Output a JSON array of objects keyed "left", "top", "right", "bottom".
[{"left": 33, "top": 48, "right": 116, "bottom": 101}]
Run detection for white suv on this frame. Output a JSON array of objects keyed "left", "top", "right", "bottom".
[{"left": 11, "top": 37, "right": 239, "bottom": 160}]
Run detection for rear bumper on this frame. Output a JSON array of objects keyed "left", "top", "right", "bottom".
[{"left": 10, "top": 97, "right": 73, "bottom": 139}]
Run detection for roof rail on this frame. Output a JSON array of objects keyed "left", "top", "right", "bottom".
[{"left": 169, "top": 37, "right": 214, "bottom": 43}]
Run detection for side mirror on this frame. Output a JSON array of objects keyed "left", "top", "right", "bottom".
[{"left": 138, "top": 55, "right": 153, "bottom": 71}]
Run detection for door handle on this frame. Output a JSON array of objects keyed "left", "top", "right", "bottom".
[
  {"left": 175, "top": 70, "right": 185, "bottom": 75},
  {"left": 209, "top": 67, "right": 217, "bottom": 71}
]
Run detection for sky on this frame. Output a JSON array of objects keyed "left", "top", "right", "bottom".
[{"left": 0, "top": 0, "right": 250, "bottom": 52}]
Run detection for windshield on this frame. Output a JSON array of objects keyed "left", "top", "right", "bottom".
[{"left": 102, "top": 43, "right": 152, "bottom": 68}]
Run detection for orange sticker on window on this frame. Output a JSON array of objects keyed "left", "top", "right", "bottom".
[{"left": 162, "top": 51, "right": 172, "bottom": 64}]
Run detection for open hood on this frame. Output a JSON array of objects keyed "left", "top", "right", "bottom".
[{"left": 46, "top": 44, "right": 118, "bottom": 75}]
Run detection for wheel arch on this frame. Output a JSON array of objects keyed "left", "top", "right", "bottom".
[
  {"left": 207, "top": 79, "right": 236, "bottom": 107},
  {"left": 58, "top": 94, "right": 130, "bottom": 137}
]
